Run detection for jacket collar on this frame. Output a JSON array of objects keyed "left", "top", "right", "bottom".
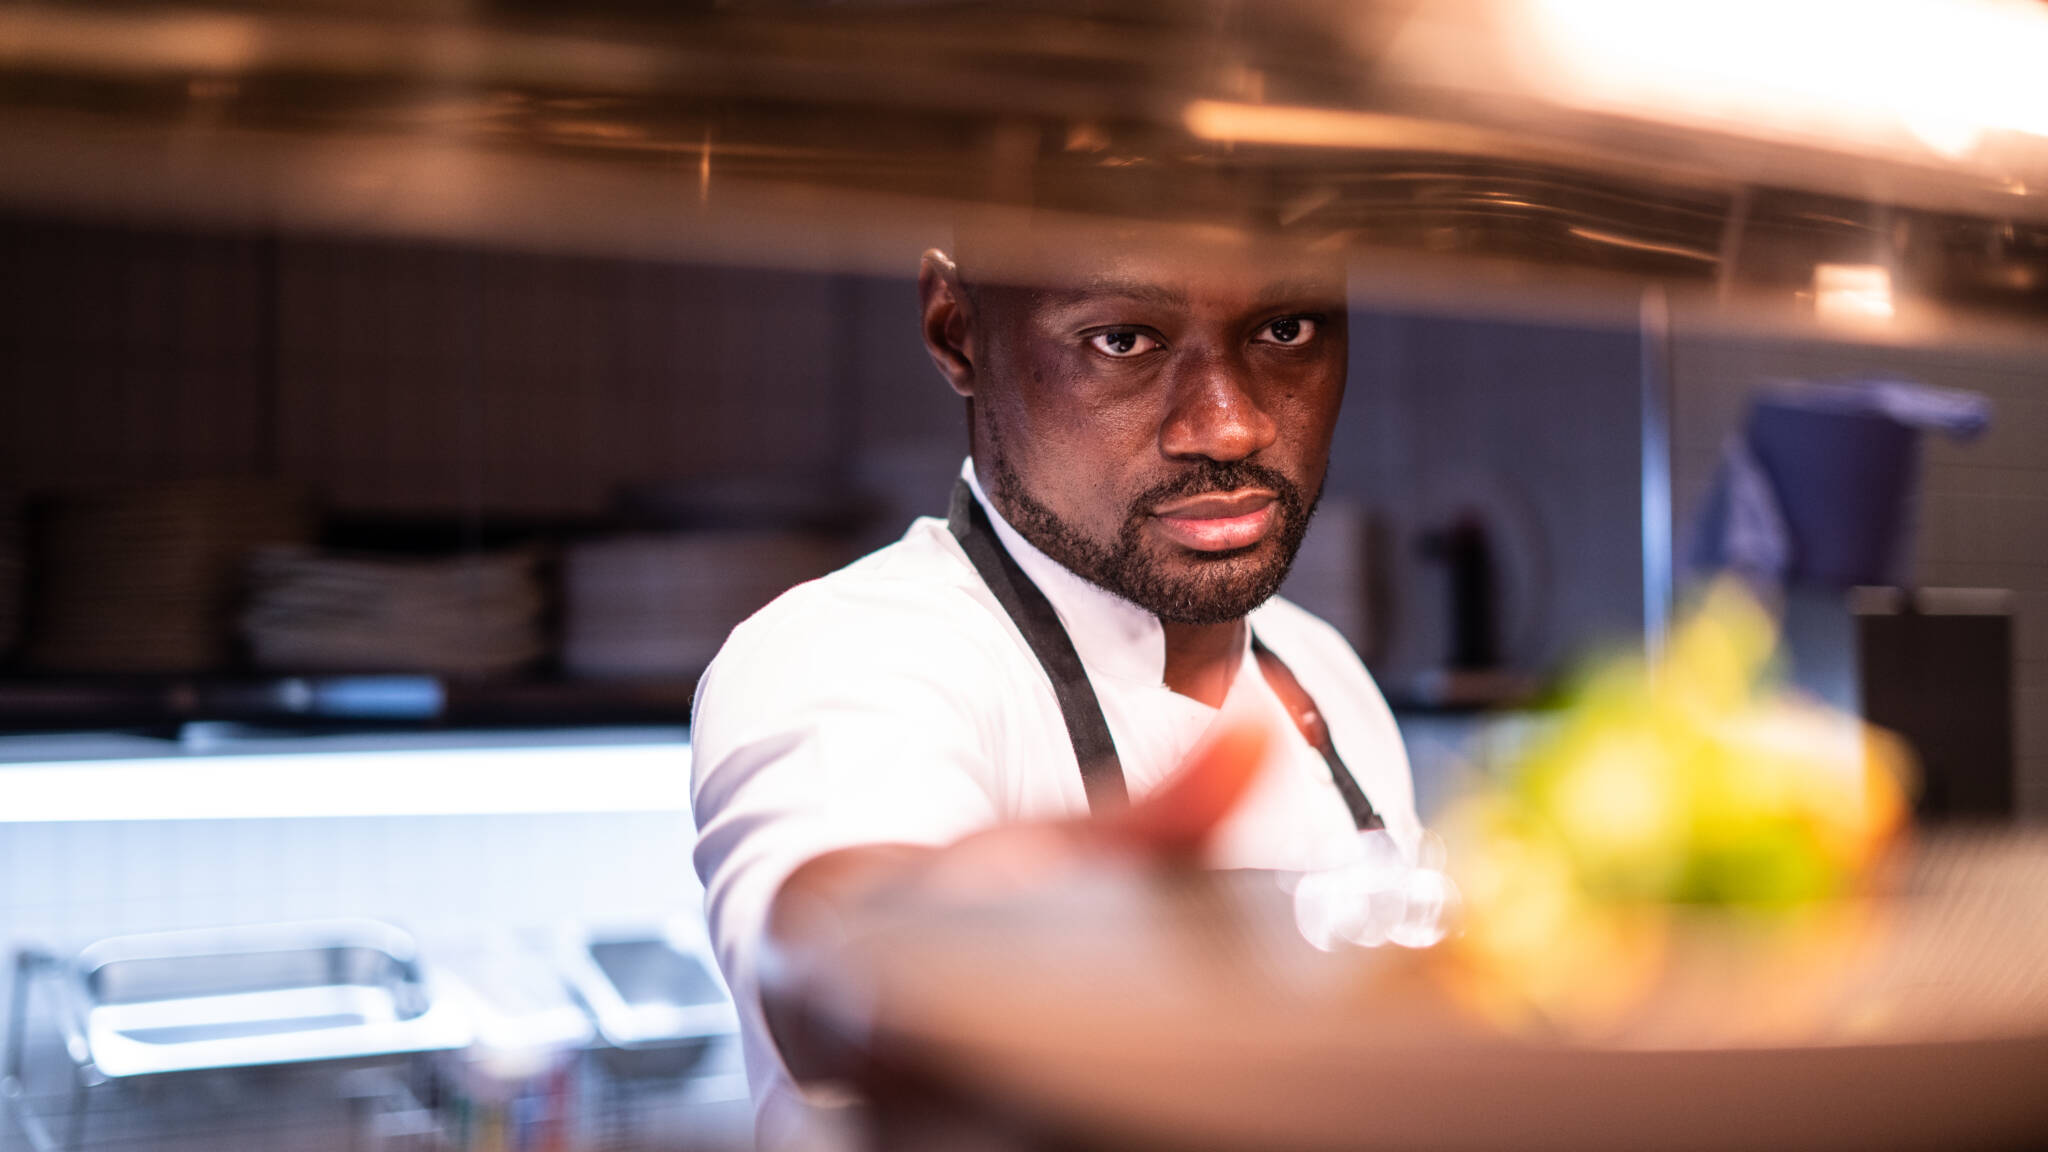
[{"left": 963, "top": 458, "right": 1253, "bottom": 689}]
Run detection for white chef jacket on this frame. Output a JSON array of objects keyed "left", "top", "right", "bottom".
[{"left": 690, "top": 459, "right": 1418, "bottom": 1147}]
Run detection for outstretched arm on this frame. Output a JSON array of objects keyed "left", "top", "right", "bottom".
[{"left": 758, "top": 721, "right": 1272, "bottom": 1079}]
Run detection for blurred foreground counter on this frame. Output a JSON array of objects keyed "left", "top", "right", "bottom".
[{"left": 789, "top": 833, "right": 2048, "bottom": 1152}]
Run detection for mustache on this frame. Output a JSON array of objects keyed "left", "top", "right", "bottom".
[{"left": 1126, "top": 460, "right": 1307, "bottom": 520}]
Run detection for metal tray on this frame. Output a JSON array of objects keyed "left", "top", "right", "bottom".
[
  {"left": 66, "top": 919, "right": 468, "bottom": 1080},
  {"left": 559, "top": 927, "right": 737, "bottom": 1080}
]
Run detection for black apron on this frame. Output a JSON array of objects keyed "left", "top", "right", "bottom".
[{"left": 947, "top": 479, "right": 1382, "bottom": 831}]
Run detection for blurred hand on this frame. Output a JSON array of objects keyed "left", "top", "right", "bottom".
[
  {"left": 759, "top": 719, "right": 1272, "bottom": 1074},
  {"left": 915, "top": 717, "right": 1273, "bottom": 895}
]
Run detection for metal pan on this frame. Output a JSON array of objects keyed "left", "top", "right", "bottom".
[
  {"left": 558, "top": 926, "right": 737, "bottom": 1080},
  {"left": 62, "top": 919, "right": 467, "bottom": 1081}
]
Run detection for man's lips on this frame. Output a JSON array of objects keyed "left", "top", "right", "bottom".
[{"left": 1150, "top": 489, "right": 1278, "bottom": 552}]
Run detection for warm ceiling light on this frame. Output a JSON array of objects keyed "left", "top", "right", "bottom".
[
  {"left": 1813, "top": 263, "right": 1895, "bottom": 321},
  {"left": 1184, "top": 99, "right": 1503, "bottom": 154},
  {"left": 1518, "top": 0, "right": 2048, "bottom": 158}
]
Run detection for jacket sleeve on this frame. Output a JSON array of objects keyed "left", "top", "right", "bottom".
[{"left": 688, "top": 576, "right": 1010, "bottom": 1088}]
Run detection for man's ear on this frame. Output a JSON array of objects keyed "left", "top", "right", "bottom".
[{"left": 919, "top": 249, "right": 977, "bottom": 399}]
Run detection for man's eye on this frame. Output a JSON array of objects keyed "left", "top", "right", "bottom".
[
  {"left": 1087, "top": 330, "right": 1159, "bottom": 357},
  {"left": 1257, "top": 317, "right": 1317, "bottom": 346}
]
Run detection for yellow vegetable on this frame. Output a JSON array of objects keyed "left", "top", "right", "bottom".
[{"left": 1441, "top": 578, "right": 1913, "bottom": 1028}]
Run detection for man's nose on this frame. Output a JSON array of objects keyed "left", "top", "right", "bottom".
[{"left": 1158, "top": 352, "right": 1279, "bottom": 463}]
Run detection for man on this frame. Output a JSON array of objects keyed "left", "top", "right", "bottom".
[{"left": 691, "top": 221, "right": 1418, "bottom": 1148}]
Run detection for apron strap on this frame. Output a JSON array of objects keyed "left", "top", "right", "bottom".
[
  {"left": 1251, "top": 637, "right": 1384, "bottom": 832},
  {"left": 948, "top": 479, "right": 1129, "bottom": 811}
]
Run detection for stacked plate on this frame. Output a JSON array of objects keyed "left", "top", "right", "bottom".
[
  {"left": 562, "top": 533, "right": 845, "bottom": 680},
  {"left": 242, "top": 548, "right": 547, "bottom": 678},
  {"left": 28, "top": 479, "right": 312, "bottom": 672}
]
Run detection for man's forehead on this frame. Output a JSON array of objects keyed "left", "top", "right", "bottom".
[{"left": 954, "top": 214, "right": 1345, "bottom": 299}]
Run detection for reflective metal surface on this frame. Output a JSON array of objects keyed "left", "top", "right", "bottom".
[
  {"left": 560, "top": 927, "right": 738, "bottom": 1080},
  {"left": 4, "top": 921, "right": 465, "bottom": 1152},
  {"left": 65, "top": 919, "right": 468, "bottom": 1079},
  {"left": 0, "top": 0, "right": 2041, "bottom": 319}
]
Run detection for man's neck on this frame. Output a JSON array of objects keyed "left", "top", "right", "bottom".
[{"left": 1160, "top": 618, "right": 1246, "bottom": 708}]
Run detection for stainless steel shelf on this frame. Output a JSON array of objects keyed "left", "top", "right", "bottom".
[{"left": 0, "top": 728, "right": 691, "bottom": 823}]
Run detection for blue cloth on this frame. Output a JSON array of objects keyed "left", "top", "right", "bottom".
[
  {"left": 1764, "top": 379, "right": 1991, "bottom": 439},
  {"left": 1692, "top": 380, "right": 1991, "bottom": 587}
]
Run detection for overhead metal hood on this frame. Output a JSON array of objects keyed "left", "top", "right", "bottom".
[{"left": 1, "top": 0, "right": 2044, "bottom": 325}]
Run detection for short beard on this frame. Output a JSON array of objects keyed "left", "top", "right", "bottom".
[{"left": 985, "top": 440, "right": 1319, "bottom": 626}]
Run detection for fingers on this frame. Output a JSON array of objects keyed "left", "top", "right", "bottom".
[{"left": 1102, "top": 718, "right": 1272, "bottom": 857}]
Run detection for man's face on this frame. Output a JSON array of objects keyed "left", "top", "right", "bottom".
[{"left": 946, "top": 238, "right": 1347, "bottom": 625}]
